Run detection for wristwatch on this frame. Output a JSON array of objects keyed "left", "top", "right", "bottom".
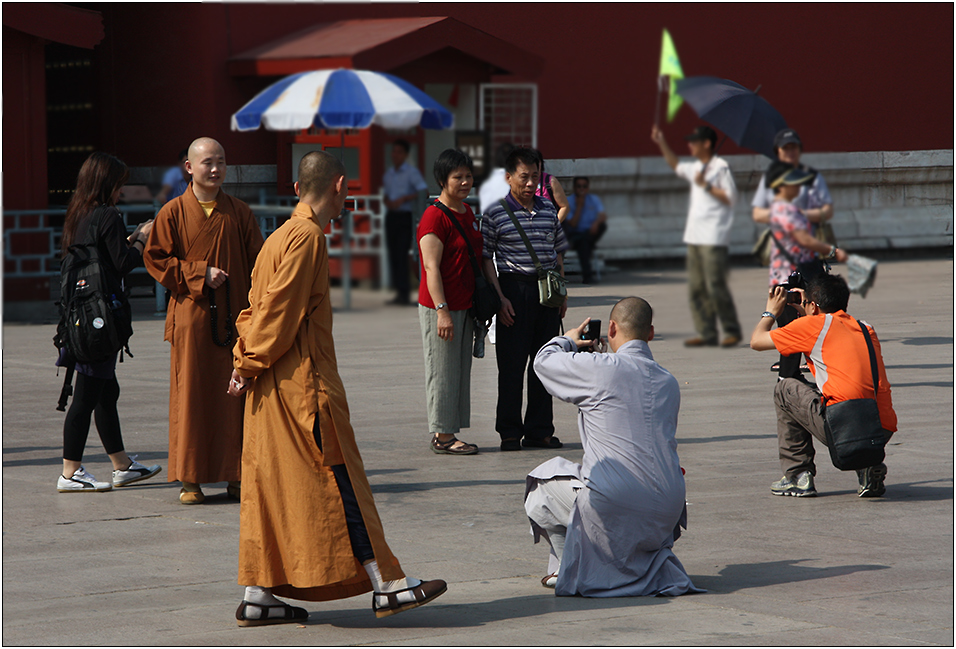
[
  {"left": 761, "top": 311, "right": 776, "bottom": 319},
  {"left": 824, "top": 245, "right": 837, "bottom": 260},
  {"left": 436, "top": 302, "right": 448, "bottom": 311},
  {"left": 704, "top": 182, "right": 713, "bottom": 193}
]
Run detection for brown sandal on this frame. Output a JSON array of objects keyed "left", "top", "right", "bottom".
[
  {"left": 430, "top": 435, "right": 478, "bottom": 455},
  {"left": 372, "top": 579, "right": 447, "bottom": 618},
  {"left": 236, "top": 600, "right": 308, "bottom": 627}
]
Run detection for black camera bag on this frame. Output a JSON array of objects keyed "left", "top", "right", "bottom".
[{"left": 821, "top": 319, "right": 886, "bottom": 471}]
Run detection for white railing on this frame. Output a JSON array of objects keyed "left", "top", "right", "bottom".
[{"left": 3, "top": 194, "right": 391, "bottom": 311}]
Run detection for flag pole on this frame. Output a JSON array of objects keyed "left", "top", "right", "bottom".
[{"left": 654, "top": 75, "right": 666, "bottom": 127}]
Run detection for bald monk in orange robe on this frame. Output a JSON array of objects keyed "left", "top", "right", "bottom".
[
  {"left": 227, "top": 151, "right": 446, "bottom": 626},
  {"left": 145, "top": 137, "right": 263, "bottom": 504}
]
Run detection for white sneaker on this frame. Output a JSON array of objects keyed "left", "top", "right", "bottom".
[
  {"left": 112, "top": 457, "right": 162, "bottom": 487},
  {"left": 58, "top": 467, "right": 112, "bottom": 492}
]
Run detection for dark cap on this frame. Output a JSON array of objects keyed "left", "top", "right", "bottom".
[
  {"left": 767, "top": 160, "right": 815, "bottom": 189},
  {"left": 774, "top": 128, "right": 802, "bottom": 149},
  {"left": 685, "top": 125, "right": 717, "bottom": 146}
]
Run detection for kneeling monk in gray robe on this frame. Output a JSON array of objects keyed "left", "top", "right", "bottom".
[{"left": 525, "top": 297, "right": 703, "bottom": 597}]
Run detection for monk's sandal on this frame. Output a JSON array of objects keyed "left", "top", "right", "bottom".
[
  {"left": 236, "top": 600, "right": 308, "bottom": 627},
  {"left": 372, "top": 579, "right": 447, "bottom": 618}
]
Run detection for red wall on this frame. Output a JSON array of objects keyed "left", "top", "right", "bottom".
[
  {"left": 31, "top": 3, "right": 956, "bottom": 169},
  {"left": 2, "top": 26, "right": 49, "bottom": 209}
]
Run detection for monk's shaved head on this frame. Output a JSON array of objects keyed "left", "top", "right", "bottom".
[
  {"left": 297, "top": 151, "right": 346, "bottom": 199},
  {"left": 610, "top": 297, "right": 653, "bottom": 341},
  {"left": 188, "top": 137, "right": 224, "bottom": 160}
]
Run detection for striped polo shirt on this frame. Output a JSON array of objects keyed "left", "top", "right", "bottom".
[{"left": 482, "top": 193, "right": 569, "bottom": 276}]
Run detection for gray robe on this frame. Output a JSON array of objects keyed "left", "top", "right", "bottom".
[{"left": 529, "top": 337, "right": 703, "bottom": 597}]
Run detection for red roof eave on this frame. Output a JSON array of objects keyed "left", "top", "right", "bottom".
[
  {"left": 2, "top": 3, "right": 104, "bottom": 49},
  {"left": 229, "top": 17, "right": 542, "bottom": 79}
]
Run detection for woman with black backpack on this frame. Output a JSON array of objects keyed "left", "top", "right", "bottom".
[{"left": 56, "top": 152, "right": 162, "bottom": 493}]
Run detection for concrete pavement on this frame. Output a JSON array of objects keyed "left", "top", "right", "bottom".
[{"left": 2, "top": 256, "right": 953, "bottom": 645}]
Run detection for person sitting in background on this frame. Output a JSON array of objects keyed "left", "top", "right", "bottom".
[
  {"left": 156, "top": 148, "right": 190, "bottom": 205},
  {"left": 563, "top": 176, "right": 608, "bottom": 284},
  {"left": 525, "top": 297, "right": 701, "bottom": 597}
]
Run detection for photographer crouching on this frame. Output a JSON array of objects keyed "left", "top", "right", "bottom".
[{"left": 750, "top": 274, "right": 897, "bottom": 498}]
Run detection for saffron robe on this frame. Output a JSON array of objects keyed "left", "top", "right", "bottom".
[
  {"left": 233, "top": 203, "right": 403, "bottom": 601},
  {"left": 144, "top": 185, "right": 263, "bottom": 483}
]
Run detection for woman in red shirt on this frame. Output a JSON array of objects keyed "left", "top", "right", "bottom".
[{"left": 418, "top": 149, "right": 484, "bottom": 455}]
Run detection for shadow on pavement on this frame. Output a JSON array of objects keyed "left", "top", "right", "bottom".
[
  {"left": 692, "top": 558, "right": 890, "bottom": 593},
  {"left": 305, "top": 590, "right": 673, "bottom": 629}
]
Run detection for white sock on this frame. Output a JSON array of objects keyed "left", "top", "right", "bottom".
[
  {"left": 364, "top": 560, "right": 421, "bottom": 607},
  {"left": 243, "top": 586, "right": 287, "bottom": 619}
]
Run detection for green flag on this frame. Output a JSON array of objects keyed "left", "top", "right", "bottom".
[{"left": 659, "top": 29, "right": 684, "bottom": 122}]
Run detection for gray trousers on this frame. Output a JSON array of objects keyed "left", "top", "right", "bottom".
[
  {"left": 419, "top": 305, "right": 474, "bottom": 436},
  {"left": 524, "top": 476, "right": 584, "bottom": 572},
  {"left": 686, "top": 244, "right": 741, "bottom": 341},
  {"left": 775, "top": 378, "right": 892, "bottom": 479}
]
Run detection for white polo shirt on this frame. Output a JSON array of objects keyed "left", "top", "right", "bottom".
[{"left": 675, "top": 156, "right": 737, "bottom": 246}]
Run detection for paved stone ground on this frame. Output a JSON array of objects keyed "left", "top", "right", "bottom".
[{"left": 2, "top": 257, "right": 953, "bottom": 646}]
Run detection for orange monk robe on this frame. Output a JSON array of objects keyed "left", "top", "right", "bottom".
[
  {"left": 233, "top": 203, "right": 403, "bottom": 601},
  {"left": 144, "top": 186, "right": 263, "bottom": 484}
]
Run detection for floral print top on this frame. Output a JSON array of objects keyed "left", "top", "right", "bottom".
[{"left": 769, "top": 199, "right": 815, "bottom": 286}]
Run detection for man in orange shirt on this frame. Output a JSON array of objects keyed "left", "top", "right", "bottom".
[{"left": 750, "top": 274, "right": 897, "bottom": 498}]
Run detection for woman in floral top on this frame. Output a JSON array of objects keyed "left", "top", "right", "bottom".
[
  {"left": 765, "top": 161, "right": 848, "bottom": 379},
  {"left": 767, "top": 162, "right": 847, "bottom": 287}
]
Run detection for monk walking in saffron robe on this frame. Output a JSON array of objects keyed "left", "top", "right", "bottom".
[
  {"left": 227, "top": 151, "right": 446, "bottom": 626},
  {"left": 145, "top": 137, "right": 263, "bottom": 504}
]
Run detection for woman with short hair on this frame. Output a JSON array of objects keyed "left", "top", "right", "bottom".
[{"left": 417, "top": 149, "right": 484, "bottom": 454}]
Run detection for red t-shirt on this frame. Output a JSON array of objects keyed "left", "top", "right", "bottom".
[{"left": 417, "top": 203, "right": 483, "bottom": 311}]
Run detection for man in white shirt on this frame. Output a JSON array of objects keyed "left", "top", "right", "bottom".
[
  {"left": 651, "top": 124, "right": 741, "bottom": 348},
  {"left": 382, "top": 140, "right": 428, "bottom": 305}
]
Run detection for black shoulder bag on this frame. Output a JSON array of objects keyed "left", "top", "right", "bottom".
[
  {"left": 821, "top": 317, "right": 888, "bottom": 470},
  {"left": 431, "top": 200, "right": 501, "bottom": 322}
]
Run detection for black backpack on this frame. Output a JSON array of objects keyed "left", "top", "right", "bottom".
[{"left": 54, "top": 207, "right": 133, "bottom": 365}]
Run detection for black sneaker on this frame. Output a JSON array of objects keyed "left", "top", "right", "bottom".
[{"left": 856, "top": 463, "right": 887, "bottom": 498}]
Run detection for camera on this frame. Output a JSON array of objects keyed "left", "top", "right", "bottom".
[
  {"left": 580, "top": 319, "right": 601, "bottom": 352},
  {"left": 776, "top": 271, "right": 805, "bottom": 304}
]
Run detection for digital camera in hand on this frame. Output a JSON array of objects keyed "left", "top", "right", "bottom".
[
  {"left": 580, "top": 319, "right": 601, "bottom": 352},
  {"left": 776, "top": 271, "right": 805, "bottom": 304}
]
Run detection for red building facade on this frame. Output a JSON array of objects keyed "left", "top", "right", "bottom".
[{"left": 4, "top": 2, "right": 954, "bottom": 208}]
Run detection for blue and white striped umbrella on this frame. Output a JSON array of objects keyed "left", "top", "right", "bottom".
[{"left": 231, "top": 68, "right": 454, "bottom": 132}]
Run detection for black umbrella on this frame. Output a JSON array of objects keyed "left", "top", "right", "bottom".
[{"left": 675, "top": 76, "right": 787, "bottom": 158}]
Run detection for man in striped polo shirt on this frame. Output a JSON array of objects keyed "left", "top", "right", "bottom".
[{"left": 482, "top": 147, "right": 569, "bottom": 452}]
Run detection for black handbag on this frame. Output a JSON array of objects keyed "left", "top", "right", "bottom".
[
  {"left": 821, "top": 318, "right": 887, "bottom": 471},
  {"left": 431, "top": 200, "right": 501, "bottom": 321}
]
